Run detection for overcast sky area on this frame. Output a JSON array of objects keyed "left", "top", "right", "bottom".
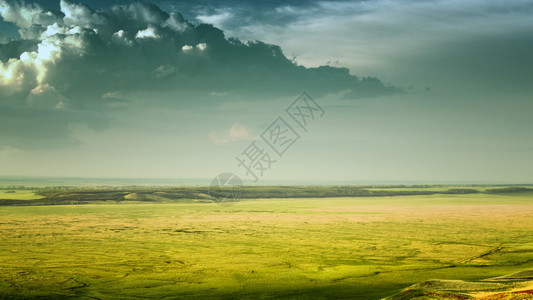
[{"left": 0, "top": 0, "right": 532, "bottom": 184}]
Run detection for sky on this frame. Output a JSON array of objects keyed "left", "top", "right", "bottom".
[{"left": 0, "top": 0, "right": 532, "bottom": 184}]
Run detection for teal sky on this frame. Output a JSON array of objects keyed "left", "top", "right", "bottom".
[{"left": 0, "top": 0, "right": 532, "bottom": 184}]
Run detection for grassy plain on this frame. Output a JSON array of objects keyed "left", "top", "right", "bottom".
[{"left": 0, "top": 193, "right": 532, "bottom": 299}]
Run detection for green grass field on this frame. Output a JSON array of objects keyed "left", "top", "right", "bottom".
[
  {"left": 0, "top": 193, "right": 532, "bottom": 299},
  {"left": 0, "top": 190, "right": 43, "bottom": 201}
]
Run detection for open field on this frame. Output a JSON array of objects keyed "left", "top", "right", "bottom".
[{"left": 0, "top": 192, "right": 532, "bottom": 299}]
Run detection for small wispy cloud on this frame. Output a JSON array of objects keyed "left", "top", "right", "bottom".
[
  {"left": 209, "top": 91, "right": 227, "bottom": 96},
  {"left": 0, "top": 146, "right": 20, "bottom": 158},
  {"left": 196, "top": 8, "right": 233, "bottom": 28},
  {"left": 208, "top": 123, "right": 256, "bottom": 145}
]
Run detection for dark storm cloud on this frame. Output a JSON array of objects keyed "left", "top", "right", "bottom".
[{"left": 0, "top": 0, "right": 399, "bottom": 149}]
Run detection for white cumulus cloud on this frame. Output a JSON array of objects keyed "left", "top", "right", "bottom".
[
  {"left": 135, "top": 26, "right": 160, "bottom": 39},
  {"left": 0, "top": 0, "right": 42, "bottom": 28},
  {"left": 196, "top": 43, "right": 207, "bottom": 51}
]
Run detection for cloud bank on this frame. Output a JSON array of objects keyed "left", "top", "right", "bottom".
[
  {"left": 0, "top": 0, "right": 399, "bottom": 149},
  {"left": 0, "top": 0, "right": 399, "bottom": 107}
]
